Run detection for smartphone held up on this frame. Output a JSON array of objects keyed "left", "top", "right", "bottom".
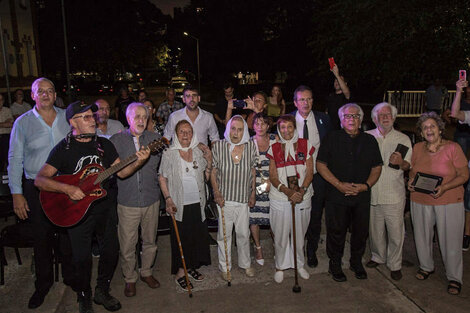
[{"left": 328, "top": 57, "right": 336, "bottom": 70}]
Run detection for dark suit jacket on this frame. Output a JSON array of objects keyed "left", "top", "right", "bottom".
[{"left": 290, "top": 110, "right": 331, "bottom": 140}]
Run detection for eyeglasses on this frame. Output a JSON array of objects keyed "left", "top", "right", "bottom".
[
  {"left": 343, "top": 114, "right": 361, "bottom": 120},
  {"left": 72, "top": 114, "right": 95, "bottom": 122},
  {"left": 378, "top": 113, "right": 392, "bottom": 118},
  {"left": 296, "top": 98, "right": 313, "bottom": 103}
]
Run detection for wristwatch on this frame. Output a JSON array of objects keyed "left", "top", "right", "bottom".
[{"left": 302, "top": 186, "right": 308, "bottom": 192}]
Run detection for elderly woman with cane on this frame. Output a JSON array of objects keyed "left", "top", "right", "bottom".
[
  {"left": 267, "top": 114, "right": 314, "bottom": 285},
  {"left": 159, "top": 119, "right": 212, "bottom": 292},
  {"left": 211, "top": 115, "right": 258, "bottom": 282}
]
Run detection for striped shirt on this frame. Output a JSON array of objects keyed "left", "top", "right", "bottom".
[{"left": 212, "top": 139, "right": 258, "bottom": 203}]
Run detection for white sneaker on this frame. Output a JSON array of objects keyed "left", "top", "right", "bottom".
[
  {"left": 274, "top": 270, "right": 284, "bottom": 283},
  {"left": 245, "top": 267, "right": 255, "bottom": 277},
  {"left": 298, "top": 268, "right": 310, "bottom": 280}
]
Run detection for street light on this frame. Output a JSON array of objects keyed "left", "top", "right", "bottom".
[{"left": 183, "top": 32, "right": 200, "bottom": 92}]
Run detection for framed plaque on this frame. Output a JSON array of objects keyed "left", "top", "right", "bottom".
[{"left": 411, "top": 172, "right": 443, "bottom": 194}]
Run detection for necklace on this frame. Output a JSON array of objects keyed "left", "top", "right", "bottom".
[{"left": 425, "top": 138, "right": 443, "bottom": 153}]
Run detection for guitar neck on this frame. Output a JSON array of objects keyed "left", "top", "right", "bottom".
[{"left": 95, "top": 154, "right": 138, "bottom": 184}]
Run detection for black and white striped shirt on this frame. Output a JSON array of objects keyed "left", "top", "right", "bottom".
[{"left": 212, "top": 139, "right": 258, "bottom": 203}]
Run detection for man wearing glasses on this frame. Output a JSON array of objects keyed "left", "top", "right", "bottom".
[
  {"left": 35, "top": 100, "right": 150, "bottom": 312},
  {"left": 290, "top": 85, "right": 331, "bottom": 269},
  {"left": 317, "top": 103, "right": 382, "bottom": 282},
  {"left": 8, "top": 78, "right": 72, "bottom": 309}
]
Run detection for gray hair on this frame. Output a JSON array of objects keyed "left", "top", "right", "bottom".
[
  {"left": 338, "top": 103, "right": 364, "bottom": 125},
  {"left": 126, "top": 102, "right": 149, "bottom": 119},
  {"left": 293, "top": 85, "right": 312, "bottom": 101},
  {"left": 371, "top": 102, "right": 397, "bottom": 121},
  {"left": 31, "top": 77, "right": 55, "bottom": 94},
  {"left": 416, "top": 111, "right": 446, "bottom": 138}
]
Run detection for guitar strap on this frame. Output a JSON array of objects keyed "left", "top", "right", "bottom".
[{"left": 65, "top": 131, "right": 106, "bottom": 166}]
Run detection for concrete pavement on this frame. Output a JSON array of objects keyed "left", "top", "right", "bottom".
[{"left": 1, "top": 214, "right": 468, "bottom": 313}]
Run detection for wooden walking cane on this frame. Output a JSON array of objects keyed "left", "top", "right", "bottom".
[
  {"left": 171, "top": 214, "right": 193, "bottom": 297},
  {"left": 220, "top": 206, "right": 232, "bottom": 286},
  {"left": 288, "top": 176, "right": 301, "bottom": 293},
  {"left": 291, "top": 201, "right": 301, "bottom": 293}
]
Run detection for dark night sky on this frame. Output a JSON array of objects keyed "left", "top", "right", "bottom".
[{"left": 149, "top": 0, "right": 189, "bottom": 16}]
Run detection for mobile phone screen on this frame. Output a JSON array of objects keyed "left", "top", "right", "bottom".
[{"left": 459, "top": 70, "right": 466, "bottom": 81}]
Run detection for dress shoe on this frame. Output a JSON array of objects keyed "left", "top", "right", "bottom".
[
  {"left": 28, "top": 290, "right": 46, "bottom": 309},
  {"left": 298, "top": 268, "right": 310, "bottom": 280},
  {"left": 307, "top": 253, "right": 319, "bottom": 268},
  {"left": 124, "top": 282, "right": 136, "bottom": 297},
  {"left": 140, "top": 275, "right": 160, "bottom": 289},
  {"left": 94, "top": 287, "right": 121, "bottom": 311},
  {"left": 77, "top": 291, "right": 94, "bottom": 313},
  {"left": 274, "top": 270, "right": 284, "bottom": 283},
  {"left": 366, "top": 260, "right": 380, "bottom": 268},
  {"left": 390, "top": 270, "right": 403, "bottom": 281},
  {"left": 350, "top": 263, "right": 368, "bottom": 280},
  {"left": 328, "top": 260, "right": 347, "bottom": 282},
  {"left": 245, "top": 267, "right": 255, "bottom": 277}
]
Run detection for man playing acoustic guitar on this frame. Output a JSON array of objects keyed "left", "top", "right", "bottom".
[{"left": 35, "top": 101, "right": 151, "bottom": 313}]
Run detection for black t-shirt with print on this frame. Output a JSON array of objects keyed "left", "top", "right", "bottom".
[{"left": 46, "top": 136, "right": 119, "bottom": 213}]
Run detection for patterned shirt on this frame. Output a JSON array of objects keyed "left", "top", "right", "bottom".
[
  {"left": 156, "top": 100, "right": 184, "bottom": 125},
  {"left": 212, "top": 139, "right": 258, "bottom": 203},
  {"left": 366, "top": 128, "right": 412, "bottom": 205}
]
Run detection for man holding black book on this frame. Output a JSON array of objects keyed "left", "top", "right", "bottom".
[{"left": 365, "top": 102, "right": 412, "bottom": 281}]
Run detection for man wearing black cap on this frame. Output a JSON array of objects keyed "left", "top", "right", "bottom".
[{"left": 35, "top": 101, "right": 151, "bottom": 313}]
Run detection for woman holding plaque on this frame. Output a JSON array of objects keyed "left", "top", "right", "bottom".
[
  {"left": 408, "top": 112, "right": 469, "bottom": 295},
  {"left": 267, "top": 115, "right": 314, "bottom": 283}
]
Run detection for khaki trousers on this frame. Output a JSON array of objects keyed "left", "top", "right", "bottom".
[
  {"left": 369, "top": 199, "right": 405, "bottom": 271},
  {"left": 117, "top": 201, "right": 159, "bottom": 283}
]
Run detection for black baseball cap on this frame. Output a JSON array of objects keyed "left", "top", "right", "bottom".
[{"left": 66, "top": 101, "right": 98, "bottom": 123}]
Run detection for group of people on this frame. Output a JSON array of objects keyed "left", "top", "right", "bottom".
[{"left": 5, "top": 71, "right": 469, "bottom": 313}]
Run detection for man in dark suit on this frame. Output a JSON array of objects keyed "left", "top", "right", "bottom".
[{"left": 290, "top": 85, "right": 331, "bottom": 268}]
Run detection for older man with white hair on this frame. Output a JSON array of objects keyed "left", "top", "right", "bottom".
[
  {"left": 365, "top": 102, "right": 412, "bottom": 281},
  {"left": 317, "top": 103, "right": 382, "bottom": 282}
]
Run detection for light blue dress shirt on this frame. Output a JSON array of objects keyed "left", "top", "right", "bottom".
[{"left": 7, "top": 106, "right": 69, "bottom": 194}]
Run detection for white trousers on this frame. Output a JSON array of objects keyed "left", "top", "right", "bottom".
[
  {"left": 217, "top": 201, "right": 251, "bottom": 272},
  {"left": 411, "top": 201, "right": 464, "bottom": 283},
  {"left": 369, "top": 199, "right": 405, "bottom": 271},
  {"left": 270, "top": 199, "right": 311, "bottom": 270}
]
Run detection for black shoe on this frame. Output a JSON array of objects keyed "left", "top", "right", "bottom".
[
  {"left": 307, "top": 253, "right": 318, "bottom": 268},
  {"left": 209, "top": 234, "right": 218, "bottom": 246},
  {"left": 365, "top": 260, "right": 380, "bottom": 268},
  {"left": 28, "top": 290, "right": 46, "bottom": 309},
  {"left": 463, "top": 235, "right": 470, "bottom": 251},
  {"left": 77, "top": 291, "right": 94, "bottom": 313},
  {"left": 328, "top": 260, "right": 347, "bottom": 282},
  {"left": 350, "top": 263, "right": 368, "bottom": 280},
  {"left": 94, "top": 287, "right": 121, "bottom": 311},
  {"left": 390, "top": 270, "right": 403, "bottom": 281}
]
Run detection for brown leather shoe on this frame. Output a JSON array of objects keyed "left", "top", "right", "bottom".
[
  {"left": 140, "top": 275, "right": 160, "bottom": 289},
  {"left": 124, "top": 282, "right": 136, "bottom": 297}
]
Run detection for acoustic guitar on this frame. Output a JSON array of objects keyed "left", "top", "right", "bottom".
[{"left": 40, "top": 138, "right": 169, "bottom": 227}]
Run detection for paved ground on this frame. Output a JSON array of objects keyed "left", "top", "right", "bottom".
[{"left": 1, "top": 214, "right": 468, "bottom": 313}]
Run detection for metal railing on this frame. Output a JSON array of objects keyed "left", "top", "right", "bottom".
[{"left": 384, "top": 90, "right": 456, "bottom": 117}]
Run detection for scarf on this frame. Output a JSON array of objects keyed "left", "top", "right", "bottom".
[{"left": 224, "top": 115, "right": 250, "bottom": 153}]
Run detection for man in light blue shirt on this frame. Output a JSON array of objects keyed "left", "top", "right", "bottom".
[{"left": 7, "top": 77, "right": 70, "bottom": 309}]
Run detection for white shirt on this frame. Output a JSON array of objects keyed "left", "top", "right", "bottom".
[
  {"left": 10, "top": 102, "right": 32, "bottom": 117},
  {"left": 164, "top": 107, "right": 218, "bottom": 145},
  {"left": 96, "top": 119, "right": 125, "bottom": 139},
  {"left": 366, "top": 128, "right": 412, "bottom": 205},
  {"left": 296, "top": 111, "right": 320, "bottom": 172},
  {"left": 461, "top": 111, "right": 470, "bottom": 125}
]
